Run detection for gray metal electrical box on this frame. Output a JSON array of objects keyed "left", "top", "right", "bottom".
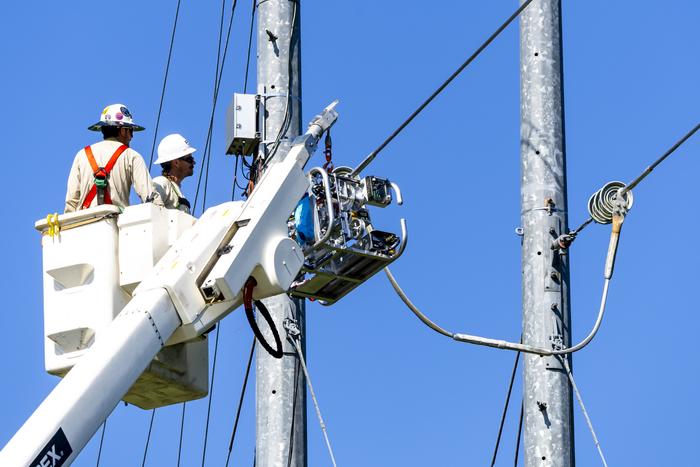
[{"left": 225, "top": 93, "right": 259, "bottom": 156}]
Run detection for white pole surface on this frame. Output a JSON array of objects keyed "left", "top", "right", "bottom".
[
  {"left": 255, "top": 0, "right": 307, "bottom": 465},
  {"left": 519, "top": 0, "right": 575, "bottom": 465}
]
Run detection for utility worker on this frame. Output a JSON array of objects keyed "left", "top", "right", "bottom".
[
  {"left": 152, "top": 133, "right": 196, "bottom": 214},
  {"left": 65, "top": 103, "right": 160, "bottom": 213}
]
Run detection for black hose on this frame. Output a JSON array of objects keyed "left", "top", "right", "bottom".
[{"left": 244, "top": 299, "right": 283, "bottom": 359}]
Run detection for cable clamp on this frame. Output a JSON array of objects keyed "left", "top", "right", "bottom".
[
  {"left": 283, "top": 318, "right": 301, "bottom": 338},
  {"left": 548, "top": 334, "right": 564, "bottom": 351},
  {"left": 258, "top": 92, "right": 302, "bottom": 102},
  {"left": 260, "top": 137, "right": 292, "bottom": 145},
  {"left": 522, "top": 207, "right": 566, "bottom": 215},
  {"left": 551, "top": 232, "right": 576, "bottom": 251}
]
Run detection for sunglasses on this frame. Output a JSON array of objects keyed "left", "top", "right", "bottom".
[{"left": 180, "top": 155, "right": 195, "bottom": 164}]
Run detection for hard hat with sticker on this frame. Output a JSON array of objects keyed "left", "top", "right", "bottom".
[{"left": 88, "top": 103, "right": 145, "bottom": 132}]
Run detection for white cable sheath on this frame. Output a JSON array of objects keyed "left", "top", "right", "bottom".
[{"left": 385, "top": 268, "right": 611, "bottom": 357}]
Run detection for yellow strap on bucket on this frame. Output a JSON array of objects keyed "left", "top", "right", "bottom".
[{"left": 46, "top": 213, "right": 60, "bottom": 237}]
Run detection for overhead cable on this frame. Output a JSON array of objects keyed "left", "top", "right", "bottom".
[
  {"left": 243, "top": 0, "right": 257, "bottom": 93},
  {"left": 201, "top": 323, "right": 222, "bottom": 467},
  {"left": 514, "top": 402, "right": 523, "bottom": 467},
  {"left": 177, "top": 402, "right": 186, "bottom": 467},
  {"left": 141, "top": 409, "right": 156, "bottom": 467},
  {"left": 193, "top": 0, "right": 240, "bottom": 213},
  {"left": 352, "top": 0, "right": 536, "bottom": 176},
  {"left": 225, "top": 337, "right": 256, "bottom": 467},
  {"left": 261, "top": 1, "right": 298, "bottom": 171},
  {"left": 621, "top": 123, "right": 699, "bottom": 195},
  {"left": 200, "top": 0, "right": 231, "bottom": 213},
  {"left": 286, "top": 360, "right": 301, "bottom": 467},
  {"left": 148, "top": 0, "right": 183, "bottom": 170},
  {"left": 559, "top": 356, "right": 609, "bottom": 467},
  {"left": 95, "top": 419, "right": 107, "bottom": 467},
  {"left": 284, "top": 319, "right": 338, "bottom": 467},
  {"left": 490, "top": 350, "right": 521, "bottom": 467},
  {"left": 384, "top": 267, "right": 612, "bottom": 356},
  {"left": 564, "top": 123, "right": 699, "bottom": 238},
  {"left": 386, "top": 124, "right": 698, "bottom": 354}
]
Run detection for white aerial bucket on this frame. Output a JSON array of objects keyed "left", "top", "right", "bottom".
[{"left": 35, "top": 204, "right": 208, "bottom": 409}]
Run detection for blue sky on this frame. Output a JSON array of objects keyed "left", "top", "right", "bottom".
[{"left": 1, "top": 1, "right": 699, "bottom": 466}]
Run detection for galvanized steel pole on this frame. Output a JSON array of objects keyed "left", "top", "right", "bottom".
[
  {"left": 519, "top": 1, "right": 575, "bottom": 466},
  {"left": 255, "top": 0, "right": 307, "bottom": 465}
]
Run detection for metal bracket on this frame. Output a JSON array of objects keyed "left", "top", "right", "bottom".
[{"left": 283, "top": 318, "right": 301, "bottom": 338}]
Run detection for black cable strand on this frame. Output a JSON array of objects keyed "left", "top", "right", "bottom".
[
  {"left": 491, "top": 351, "right": 521, "bottom": 467},
  {"left": 622, "top": 122, "right": 700, "bottom": 194},
  {"left": 213, "top": 0, "right": 227, "bottom": 93},
  {"left": 225, "top": 337, "right": 256, "bottom": 467},
  {"left": 148, "top": 0, "right": 183, "bottom": 170},
  {"left": 231, "top": 154, "right": 241, "bottom": 201},
  {"left": 141, "top": 409, "right": 156, "bottom": 467},
  {"left": 201, "top": 323, "right": 222, "bottom": 467},
  {"left": 201, "top": 0, "right": 227, "bottom": 212},
  {"left": 514, "top": 402, "right": 524, "bottom": 467},
  {"left": 243, "top": 0, "right": 257, "bottom": 93},
  {"left": 286, "top": 359, "right": 301, "bottom": 467},
  {"left": 193, "top": 0, "right": 240, "bottom": 213},
  {"left": 95, "top": 419, "right": 107, "bottom": 467},
  {"left": 567, "top": 123, "right": 699, "bottom": 238},
  {"left": 260, "top": 1, "right": 297, "bottom": 172},
  {"left": 176, "top": 402, "right": 186, "bottom": 467},
  {"left": 352, "top": 0, "right": 536, "bottom": 176}
]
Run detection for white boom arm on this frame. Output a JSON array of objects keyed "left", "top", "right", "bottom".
[{"left": 0, "top": 102, "right": 338, "bottom": 467}]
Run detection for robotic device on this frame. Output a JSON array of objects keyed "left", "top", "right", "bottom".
[
  {"left": 289, "top": 167, "right": 406, "bottom": 305},
  {"left": 0, "top": 101, "right": 406, "bottom": 466}
]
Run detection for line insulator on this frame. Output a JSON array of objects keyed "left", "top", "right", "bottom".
[{"left": 587, "top": 181, "right": 634, "bottom": 224}]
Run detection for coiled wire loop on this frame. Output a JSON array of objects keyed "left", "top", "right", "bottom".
[{"left": 587, "top": 181, "right": 634, "bottom": 224}]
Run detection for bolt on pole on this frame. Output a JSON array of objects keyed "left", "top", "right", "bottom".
[
  {"left": 255, "top": 0, "right": 307, "bottom": 466},
  {"left": 519, "top": 1, "right": 575, "bottom": 465}
]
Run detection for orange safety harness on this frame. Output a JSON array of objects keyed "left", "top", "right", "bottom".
[{"left": 81, "top": 144, "right": 128, "bottom": 209}]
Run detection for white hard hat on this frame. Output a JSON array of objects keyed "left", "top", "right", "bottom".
[
  {"left": 155, "top": 133, "right": 197, "bottom": 164},
  {"left": 88, "top": 103, "right": 145, "bottom": 131}
]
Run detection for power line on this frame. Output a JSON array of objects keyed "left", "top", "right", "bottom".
[
  {"left": 568, "top": 122, "right": 700, "bottom": 237},
  {"left": 225, "top": 337, "right": 256, "bottom": 467},
  {"left": 384, "top": 266, "right": 612, "bottom": 356},
  {"left": 621, "top": 122, "right": 700, "bottom": 195},
  {"left": 148, "top": 0, "right": 183, "bottom": 170},
  {"left": 243, "top": 0, "right": 257, "bottom": 93},
  {"left": 259, "top": 0, "right": 298, "bottom": 172},
  {"left": 193, "top": 0, "right": 240, "bottom": 213},
  {"left": 514, "top": 402, "right": 523, "bottom": 467},
  {"left": 491, "top": 350, "right": 521, "bottom": 466},
  {"left": 286, "top": 360, "right": 300, "bottom": 467},
  {"left": 352, "top": 0, "right": 536, "bottom": 176},
  {"left": 177, "top": 402, "right": 187, "bottom": 467},
  {"left": 559, "top": 356, "right": 609, "bottom": 467},
  {"left": 201, "top": 324, "right": 222, "bottom": 467},
  {"left": 284, "top": 319, "right": 337, "bottom": 467},
  {"left": 141, "top": 409, "right": 156, "bottom": 467},
  {"left": 231, "top": 154, "right": 242, "bottom": 201},
  {"left": 95, "top": 419, "right": 107, "bottom": 467},
  {"left": 201, "top": 0, "right": 230, "bottom": 212}
]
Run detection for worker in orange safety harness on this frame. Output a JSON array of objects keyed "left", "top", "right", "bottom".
[{"left": 64, "top": 103, "right": 161, "bottom": 212}]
